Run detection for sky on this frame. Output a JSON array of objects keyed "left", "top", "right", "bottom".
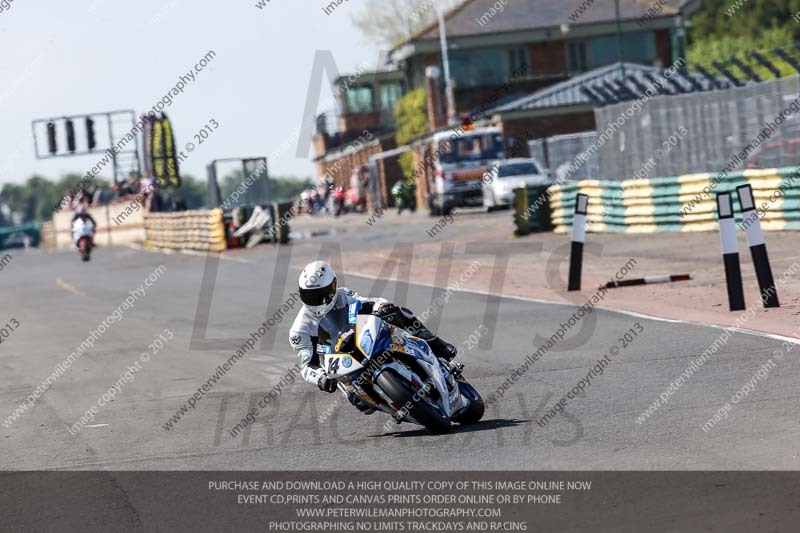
[{"left": 0, "top": 0, "right": 378, "bottom": 186}]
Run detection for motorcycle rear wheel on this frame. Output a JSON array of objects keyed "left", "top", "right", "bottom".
[{"left": 376, "top": 370, "right": 451, "bottom": 434}]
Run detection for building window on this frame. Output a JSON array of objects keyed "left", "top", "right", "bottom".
[
  {"left": 568, "top": 31, "right": 657, "bottom": 73},
  {"left": 508, "top": 47, "right": 529, "bottom": 77},
  {"left": 379, "top": 83, "right": 403, "bottom": 112},
  {"left": 449, "top": 47, "right": 530, "bottom": 88},
  {"left": 568, "top": 42, "right": 588, "bottom": 73},
  {"left": 346, "top": 85, "right": 374, "bottom": 113}
]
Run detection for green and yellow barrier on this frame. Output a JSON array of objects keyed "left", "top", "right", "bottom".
[{"left": 548, "top": 167, "right": 800, "bottom": 234}]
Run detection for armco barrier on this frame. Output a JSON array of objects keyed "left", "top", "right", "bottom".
[
  {"left": 547, "top": 167, "right": 800, "bottom": 234},
  {"left": 144, "top": 209, "right": 227, "bottom": 252}
]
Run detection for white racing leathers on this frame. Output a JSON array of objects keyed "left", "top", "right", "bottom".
[{"left": 289, "top": 288, "right": 387, "bottom": 385}]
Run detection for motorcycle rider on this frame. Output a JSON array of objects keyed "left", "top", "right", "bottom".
[
  {"left": 289, "top": 260, "right": 458, "bottom": 411},
  {"left": 70, "top": 202, "right": 97, "bottom": 245}
]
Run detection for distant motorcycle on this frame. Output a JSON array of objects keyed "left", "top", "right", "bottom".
[
  {"left": 321, "top": 301, "right": 485, "bottom": 434},
  {"left": 299, "top": 188, "right": 319, "bottom": 215},
  {"left": 71, "top": 218, "right": 95, "bottom": 262},
  {"left": 392, "top": 181, "right": 417, "bottom": 214}
]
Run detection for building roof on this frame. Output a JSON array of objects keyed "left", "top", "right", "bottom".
[
  {"left": 488, "top": 62, "right": 723, "bottom": 115},
  {"left": 491, "top": 63, "right": 658, "bottom": 113},
  {"left": 411, "top": 0, "right": 692, "bottom": 42}
]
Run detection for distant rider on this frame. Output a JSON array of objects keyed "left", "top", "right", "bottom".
[
  {"left": 71, "top": 203, "right": 97, "bottom": 231},
  {"left": 289, "top": 260, "right": 458, "bottom": 411}
]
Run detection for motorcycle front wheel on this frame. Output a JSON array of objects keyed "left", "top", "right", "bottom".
[
  {"left": 376, "top": 370, "right": 451, "bottom": 434},
  {"left": 453, "top": 380, "right": 484, "bottom": 425},
  {"left": 79, "top": 240, "right": 92, "bottom": 262}
]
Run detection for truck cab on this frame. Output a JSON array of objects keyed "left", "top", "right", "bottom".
[{"left": 426, "top": 126, "right": 505, "bottom": 215}]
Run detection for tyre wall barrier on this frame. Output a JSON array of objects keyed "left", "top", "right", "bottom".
[
  {"left": 144, "top": 209, "right": 227, "bottom": 252},
  {"left": 548, "top": 167, "right": 800, "bottom": 234}
]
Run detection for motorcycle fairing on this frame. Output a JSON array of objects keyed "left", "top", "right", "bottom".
[
  {"left": 360, "top": 317, "right": 457, "bottom": 419},
  {"left": 325, "top": 304, "right": 472, "bottom": 423}
]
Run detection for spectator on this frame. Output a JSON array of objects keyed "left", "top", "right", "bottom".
[
  {"left": 139, "top": 175, "right": 158, "bottom": 211},
  {"left": 366, "top": 165, "right": 381, "bottom": 211},
  {"left": 317, "top": 175, "right": 333, "bottom": 213},
  {"left": 350, "top": 167, "right": 367, "bottom": 211}
]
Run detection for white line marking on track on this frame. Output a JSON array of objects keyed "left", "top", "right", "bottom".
[{"left": 342, "top": 270, "right": 800, "bottom": 346}]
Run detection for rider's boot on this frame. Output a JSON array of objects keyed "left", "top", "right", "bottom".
[
  {"left": 408, "top": 319, "right": 458, "bottom": 362},
  {"left": 347, "top": 392, "right": 376, "bottom": 415},
  {"left": 426, "top": 335, "right": 458, "bottom": 362},
  {"left": 406, "top": 325, "right": 458, "bottom": 362}
]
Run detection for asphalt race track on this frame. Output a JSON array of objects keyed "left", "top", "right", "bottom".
[{"left": 1, "top": 235, "right": 798, "bottom": 473}]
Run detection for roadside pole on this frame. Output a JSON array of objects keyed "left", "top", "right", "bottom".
[
  {"left": 736, "top": 184, "right": 779, "bottom": 308},
  {"left": 568, "top": 193, "right": 588, "bottom": 291},
  {"left": 717, "top": 192, "right": 746, "bottom": 311}
]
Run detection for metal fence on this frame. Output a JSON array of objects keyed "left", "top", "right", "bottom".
[
  {"left": 531, "top": 75, "right": 800, "bottom": 181},
  {"left": 595, "top": 74, "right": 800, "bottom": 180},
  {"left": 529, "top": 131, "right": 602, "bottom": 181}
]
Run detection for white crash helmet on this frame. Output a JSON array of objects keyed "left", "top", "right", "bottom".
[{"left": 298, "top": 260, "right": 338, "bottom": 318}]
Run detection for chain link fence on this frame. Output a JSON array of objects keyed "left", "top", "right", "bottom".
[
  {"left": 531, "top": 75, "right": 800, "bottom": 181},
  {"left": 529, "top": 132, "right": 603, "bottom": 181}
]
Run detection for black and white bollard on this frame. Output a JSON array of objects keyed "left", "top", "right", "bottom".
[
  {"left": 717, "top": 192, "right": 746, "bottom": 311},
  {"left": 736, "top": 184, "right": 779, "bottom": 308},
  {"left": 568, "top": 193, "right": 588, "bottom": 292}
]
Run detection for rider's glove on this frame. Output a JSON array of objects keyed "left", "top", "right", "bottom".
[
  {"left": 317, "top": 375, "right": 338, "bottom": 393},
  {"left": 374, "top": 303, "right": 405, "bottom": 327},
  {"left": 374, "top": 302, "right": 399, "bottom": 318}
]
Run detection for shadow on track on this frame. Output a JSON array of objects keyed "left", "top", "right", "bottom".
[{"left": 368, "top": 418, "right": 529, "bottom": 439}]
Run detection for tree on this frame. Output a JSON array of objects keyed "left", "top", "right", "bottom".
[
  {"left": 172, "top": 174, "right": 208, "bottom": 209},
  {"left": 220, "top": 170, "right": 312, "bottom": 204},
  {"left": 689, "top": 0, "right": 800, "bottom": 42},
  {"left": 351, "top": 0, "right": 463, "bottom": 48},
  {"left": 688, "top": 27, "right": 797, "bottom": 79},
  {"left": 0, "top": 175, "right": 64, "bottom": 226},
  {"left": 687, "top": 0, "right": 800, "bottom": 76},
  {"left": 394, "top": 88, "right": 429, "bottom": 178},
  {"left": 271, "top": 176, "right": 314, "bottom": 202}
]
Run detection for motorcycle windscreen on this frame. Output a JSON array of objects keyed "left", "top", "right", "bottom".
[
  {"left": 355, "top": 315, "right": 390, "bottom": 359},
  {"left": 319, "top": 305, "right": 366, "bottom": 379},
  {"left": 317, "top": 305, "right": 352, "bottom": 354}
]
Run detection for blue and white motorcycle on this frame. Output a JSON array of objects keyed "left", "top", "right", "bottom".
[{"left": 319, "top": 301, "right": 485, "bottom": 434}]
